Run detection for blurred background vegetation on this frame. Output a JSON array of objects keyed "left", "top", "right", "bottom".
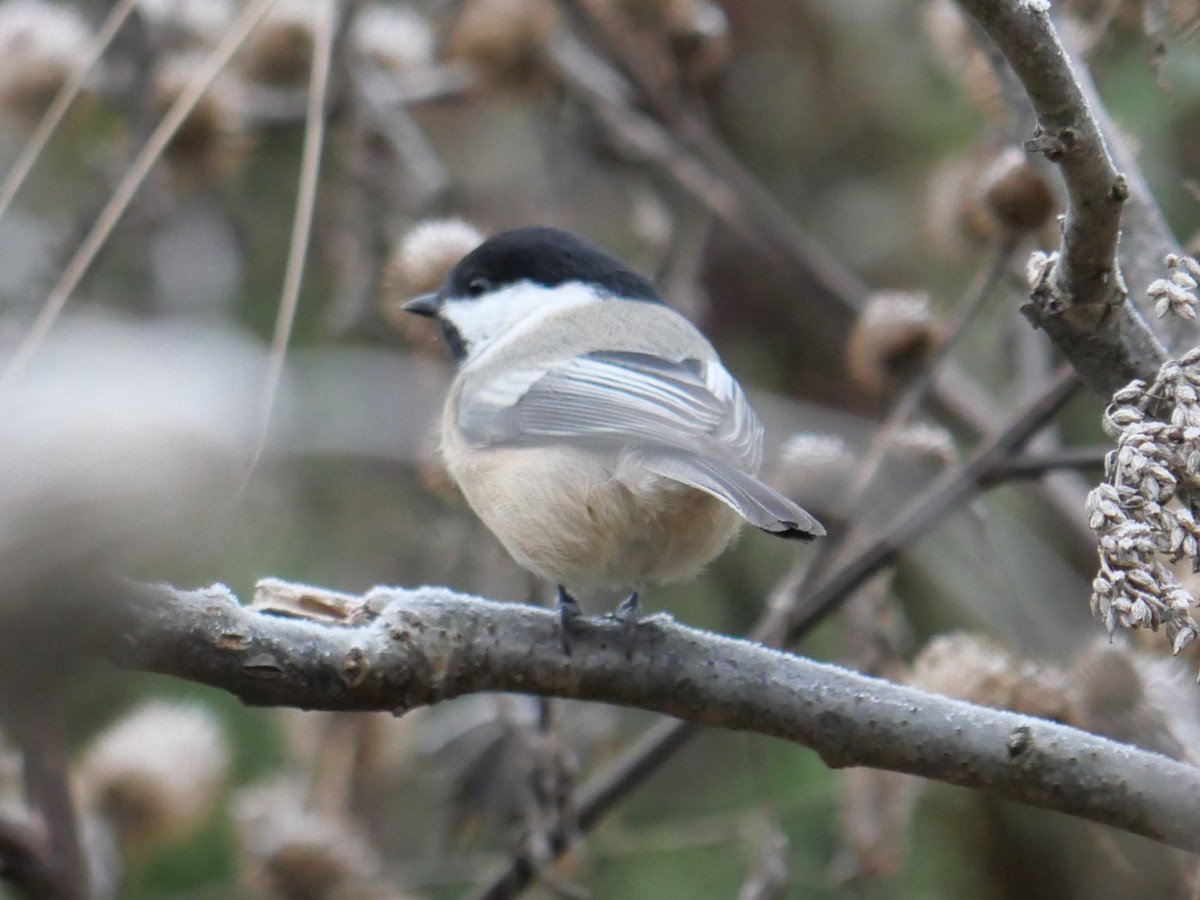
[{"left": 0, "top": 0, "right": 1199, "bottom": 897}]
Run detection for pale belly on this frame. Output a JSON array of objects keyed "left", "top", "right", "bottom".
[{"left": 444, "top": 443, "right": 742, "bottom": 590}]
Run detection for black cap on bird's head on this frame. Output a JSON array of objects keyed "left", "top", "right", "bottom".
[
  {"left": 403, "top": 227, "right": 661, "bottom": 360},
  {"left": 404, "top": 227, "right": 659, "bottom": 309}
]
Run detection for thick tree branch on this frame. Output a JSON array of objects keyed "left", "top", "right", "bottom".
[
  {"left": 111, "top": 579, "right": 1200, "bottom": 855},
  {"left": 954, "top": 0, "right": 1168, "bottom": 393}
]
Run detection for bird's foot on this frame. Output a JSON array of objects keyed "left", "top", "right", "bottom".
[
  {"left": 557, "top": 586, "right": 583, "bottom": 656},
  {"left": 614, "top": 591, "right": 639, "bottom": 623},
  {"left": 612, "top": 591, "right": 640, "bottom": 644}
]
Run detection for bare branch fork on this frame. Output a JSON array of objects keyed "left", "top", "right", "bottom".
[
  {"left": 953, "top": 0, "right": 1168, "bottom": 393},
  {"left": 111, "top": 579, "right": 1200, "bottom": 855}
]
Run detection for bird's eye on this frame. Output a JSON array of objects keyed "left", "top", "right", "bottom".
[{"left": 466, "top": 277, "right": 491, "bottom": 297}]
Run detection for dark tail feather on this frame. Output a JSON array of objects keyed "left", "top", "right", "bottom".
[{"left": 639, "top": 450, "right": 825, "bottom": 540}]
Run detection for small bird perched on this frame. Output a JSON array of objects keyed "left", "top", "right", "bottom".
[{"left": 404, "top": 226, "right": 823, "bottom": 641}]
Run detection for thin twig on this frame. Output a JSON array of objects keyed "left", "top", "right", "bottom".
[
  {"left": 14, "top": 699, "right": 87, "bottom": 900},
  {"left": 983, "top": 445, "right": 1109, "bottom": 484},
  {"left": 248, "top": 0, "right": 338, "bottom": 474}
]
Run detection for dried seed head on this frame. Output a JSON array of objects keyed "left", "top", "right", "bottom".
[
  {"left": 773, "top": 432, "right": 855, "bottom": 509},
  {"left": 78, "top": 701, "right": 230, "bottom": 851},
  {"left": 351, "top": 4, "right": 435, "bottom": 73},
  {"left": 381, "top": 219, "right": 485, "bottom": 353},
  {"left": 1149, "top": 254, "right": 1200, "bottom": 321},
  {"left": 238, "top": 0, "right": 315, "bottom": 87},
  {"left": 924, "top": 154, "right": 1002, "bottom": 256},
  {"left": 910, "top": 632, "right": 1077, "bottom": 723},
  {"left": 979, "top": 146, "right": 1056, "bottom": 234},
  {"left": 384, "top": 219, "right": 485, "bottom": 298},
  {"left": 889, "top": 423, "right": 957, "bottom": 469},
  {"left": 926, "top": 147, "right": 1056, "bottom": 256},
  {"left": 669, "top": 0, "right": 730, "bottom": 88},
  {"left": 0, "top": 0, "right": 91, "bottom": 124},
  {"left": 1071, "top": 641, "right": 1200, "bottom": 762},
  {"left": 153, "top": 54, "right": 248, "bottom": 183},
  {"left": 447, "top": 0, "right": 559, "bottom": 88},
  {"left": 845, "top": 291, "right": 940, "bottom": 399},
  {"left": 234, "top": 778, "right": 401, "bottom": 900}
]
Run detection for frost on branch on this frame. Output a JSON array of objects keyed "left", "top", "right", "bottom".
[{"left": 1087, "top": 349, "right": 1200, "bottom": 654}]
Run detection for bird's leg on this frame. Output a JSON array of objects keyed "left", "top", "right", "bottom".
[
  {"left": 614, "top": 591, "right": 640, "bottom": 633},
  {"left": 556, "top": 586, "right": 583, "bottom": 655}
]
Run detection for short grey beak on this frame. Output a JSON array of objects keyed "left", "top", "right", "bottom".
[{"left": 402, "top": 292, "right": 442, "bottom": 318}]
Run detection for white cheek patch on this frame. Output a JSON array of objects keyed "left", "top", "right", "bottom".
[{"left": 442, "top": 281, "right": 601, "bottom": 365}]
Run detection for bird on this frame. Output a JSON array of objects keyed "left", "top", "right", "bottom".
[{"left": 403, "top": 226, "right": 823, "bottom": 645}]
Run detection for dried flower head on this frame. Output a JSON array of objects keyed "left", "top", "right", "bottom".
[
  {"left": 773, "top": 432, "right": 855, "bottom": 508},
  {"left": 233, "top": 778, "right": 401, "bottom": 900},
  {"left": 78, "top": 701, "right": 230, "bottom": 850},
  {"left": 889, "top": 423, "right": 957, "bottom": 469},
  {"left": 238, "top": 0, "right": 315, "bottom": 87},
  {"left": 926, "top": 147, "right": 1056, "bottom": 256},
  {"left": 978, "top": 146, "right": 1056, "bottom": 234},
  {"left": 924, "top": 154, "right": 998, "bottom": 256},
  {"left": 447, "top": 0, "right": 559, "bottom": 88},
  {"left": 1086, "top": 346, "right": 1200, "bottom": 654},
  {"left": 384, "top": 218, "right": 485, "bottom": 298},
  {"left": 0, "top": 0, "right": 91, "bottom": 124},
  {"left": 1149, "top": 254, "right": 1200, "bottom": 322},
  {"left": 846, "top": 291, "right": 940, "bottom": 399},
  {"left": 1071, "top": 641, "right": 1200, "bottom": 761},
  {"left": 153, "top": 54, "right": 248, "bottom": 183},
  {"left": 381, "top": 219, "right": 485, "bottom": 351},
  {"left": 669, "top": 0, "right": 730, "bottom": 88},
  {"left": 351, "top": 4, "right": 435, "bottom": 73},
  {"left": 910, "top": 632, "right": 1077, "bottom": 723}
]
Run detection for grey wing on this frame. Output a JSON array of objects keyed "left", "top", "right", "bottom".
[
  {"left": 459, "top": 350, "right": 760, "bottom": 468},
  {"left": 459, "top": 351, "right": 824, "bottom": 539},
  {"left": 637, "top": 448, "right": 824, "bottom": 540}
]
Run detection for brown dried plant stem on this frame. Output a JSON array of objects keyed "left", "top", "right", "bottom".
[
  {"left": 984, "top": 446, "right": 1109, "bottom": 484},
  {"left": 12, "top": 698, "right": 88, "bottom": 900},
  {"left": 250, "top": 0, "right": 339, "bottom": 472}
]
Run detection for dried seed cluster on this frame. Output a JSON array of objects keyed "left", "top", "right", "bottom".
[
  {"left": 1149, "top": 254, "right": 1200, "bottom": 321},
  {"left": 1087, "top": 349, "right": 1200, "bottom": 654}
]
